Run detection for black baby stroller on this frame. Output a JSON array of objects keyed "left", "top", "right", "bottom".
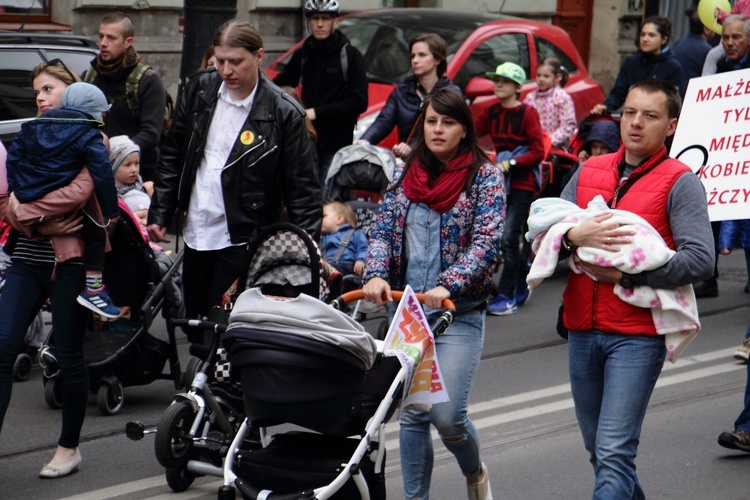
[
  {"left": 218, "top": 289, "right": 454, "bottom": 500},
  {"left": 127, "top": 222, "right": 334, "bottom": 493},
  {"left": 323, "top": 144, "right": 396, "bottom": 338},
  {"left": 41, "top": 200, "right": 185, "bottom": 415},
  {"left": 323, "top": 143, "right": 396, "bottom": 236}
]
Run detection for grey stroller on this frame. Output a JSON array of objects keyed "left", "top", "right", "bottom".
[{"left": 217, "top": 289, "right": 455, "bottom": 500}]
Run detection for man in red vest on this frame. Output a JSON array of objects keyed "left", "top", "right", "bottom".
[{"left": 558, "top": 78, "right": 714, "bottom": 499}]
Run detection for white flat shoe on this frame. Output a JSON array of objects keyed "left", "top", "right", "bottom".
[
  {"left": 467, "top": 462, "right": 493, "bottom": 500},
  {"left": 39, "top": 448, "right": 81, "bottom": 478}
]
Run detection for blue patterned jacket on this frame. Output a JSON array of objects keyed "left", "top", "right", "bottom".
[{"left": 364, "top": 161, "right": 505, "bottom": 305}]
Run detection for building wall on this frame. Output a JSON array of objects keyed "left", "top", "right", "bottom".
[{"left": 56, "top": 0, "right": 642, "bottom": 99}]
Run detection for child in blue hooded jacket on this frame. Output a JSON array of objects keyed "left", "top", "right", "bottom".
[
  {"left": 321, "top": 201, "right": 368, "bottom": 275},
  {"left": 7, "top": 82, "right": 120, "bottom": 318}
]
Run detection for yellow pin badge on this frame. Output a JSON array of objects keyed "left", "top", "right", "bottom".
[{"left": 240, "top": 130, "right": 255, "bottom": 145}]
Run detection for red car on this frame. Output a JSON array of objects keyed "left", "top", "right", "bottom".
[{"left": 266, "top": 8, "right": 604, "bottom": 149}]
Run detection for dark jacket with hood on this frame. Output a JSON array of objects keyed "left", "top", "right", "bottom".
[
  {"left": 273, "top": 30, "right": 368, "bottom": 157},
  {"left": 7, "top": 108, "right": 118, "bottom": 218},
  {"left": 148, "top": 69, "right": 322, "bottom": 243},
  {"left": 603, "top": 48, "right": 683, "bottom": 111},
  {"left": 85, "top": 51, "right": 167, "bottom": 180},
  {"left": 360, "top": 74, "right": 459, "bottom": 146}
]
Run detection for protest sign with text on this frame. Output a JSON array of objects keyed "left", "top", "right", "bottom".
[
  {"left": 382, "top": 285, "right": 449, "bottom": 410},
  {"left": 671, "top": 68, "right": 750, "bottom": 221}
]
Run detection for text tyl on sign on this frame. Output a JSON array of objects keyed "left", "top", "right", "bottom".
[{"left": 671, "top": 68, "right": 750, "bottom": 222}]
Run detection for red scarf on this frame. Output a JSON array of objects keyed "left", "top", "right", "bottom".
[{"left": 402, "top": 151, "right": 474, "bottom": 214}]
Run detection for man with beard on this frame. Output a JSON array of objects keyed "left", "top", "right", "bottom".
[
  {"left": 273, "top": 0, "right": 367, "bottom": 189},
  {"left": 84, "top": 12, "right": 167, "bottom": 182}
]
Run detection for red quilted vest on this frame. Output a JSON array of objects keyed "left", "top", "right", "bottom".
[{"left": 562, "top": 145, "right": 691, "bottom": 335}]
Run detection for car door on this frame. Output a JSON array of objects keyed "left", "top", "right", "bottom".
[{"left": 449, "top": 27, "right": 537, "bottom": 151}]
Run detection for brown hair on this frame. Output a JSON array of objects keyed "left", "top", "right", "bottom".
[
  {"left": 640, "top": 15, "right": 672, "bottom": 49},
  {"left": 100, "top": 12, "right": 135, "bottom": 39},
  {"left": 213, "top": 20, "right": 264, "bottom": 52},
  {"left": 627, "top": 78, "right": 681, "bottom": 119},
  {"left": 29, "top": 61, "right": 80, "bottom": 88},
  {"left": 325, "top": 201, "right": 357, "bottom": 228},
  {"left": 410, "top": 33, "right": 448, "bottom": 78},
  {"left": 538, "top": 57, "right": 569, "bottom": 87},
  {"left": 200, "top": 45, "right": 215, "bottom": 69},
  {"left": 394, "top": 87, "right": 491, "bottom": 193},
  {"left": 282, "top": 86, "right": 317, "bottom": 143}
]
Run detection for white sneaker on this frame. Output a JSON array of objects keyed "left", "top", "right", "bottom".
[{"left": 467, "top": 462, "right": 493, "bottom": 500}]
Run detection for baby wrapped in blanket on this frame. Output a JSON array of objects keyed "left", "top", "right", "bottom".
[{"left": 526, "top": 195, "right": 699, "bottom": 362}]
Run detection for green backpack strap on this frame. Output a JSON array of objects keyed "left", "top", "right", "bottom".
[
  {"left": 125, "top": 62, "right": 150, "bottom": 118},
  {"left": 83, "top": 67, "right": 97, "bottom": 84}
]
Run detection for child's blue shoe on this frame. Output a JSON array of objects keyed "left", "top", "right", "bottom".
[
  {"left": 487, "top": 293, "right": 517, "bottom": 316},
  {"left": 77, "top": 287, "right": 120, "bottom": 319}
]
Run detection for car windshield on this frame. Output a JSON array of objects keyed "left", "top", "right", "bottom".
[{"left": 337, "top": 15, "right": 477, "bottom": 84}]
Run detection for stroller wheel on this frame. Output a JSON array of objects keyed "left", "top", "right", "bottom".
[
  {"left": 165, "top": 464, "right": 195, "bottom": 492},
  {"left": 97, "top": 377, "right": 124, "bottom": 416},
  {"left": 43, "top": 377, "right": 62, "bottom": 409},
  {"left": 13, "top": 353, "right": 33, "bottom": 382},
  {"left": 155, "top": 401, "right": 196, "bottom": 468},
  {"left": 217, "top": 484, "right": 236, "bottom": 499}
]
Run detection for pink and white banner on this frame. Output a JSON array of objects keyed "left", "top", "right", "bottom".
[{"left": 383, "top": 285, "right": 449, "bottom": 409}]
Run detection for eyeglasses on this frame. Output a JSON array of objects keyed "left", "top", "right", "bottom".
[{"left": 44, "top": 58, "right": 78, "bottom": 84}]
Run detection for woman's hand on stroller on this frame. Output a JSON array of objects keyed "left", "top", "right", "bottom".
[
  {"left": 363, "top": 276, "right": 393, "bottom": 306},
  {"left": 424, "top": 285, "right": 450, "bottom": 310}
]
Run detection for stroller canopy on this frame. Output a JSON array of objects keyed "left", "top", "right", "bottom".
[
  {"left": 227, "top": 288, "right": 377, "bottom": 369},
  {"left": 324, "top": 144, "right": 397, "bottom": 201}
]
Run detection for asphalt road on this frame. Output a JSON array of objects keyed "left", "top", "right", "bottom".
[{"left": 1, "top": 252, "right": 749, "bottom": 499}]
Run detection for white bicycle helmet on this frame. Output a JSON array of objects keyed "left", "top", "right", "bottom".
[{"left": 304, "top": 0, "right": 340, "bottom": 16}]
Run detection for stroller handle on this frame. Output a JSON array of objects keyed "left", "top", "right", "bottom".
[
  {"left": 333, "top": 290, "right": 456, "bottom": 336},
  {"left": 334, "top": 289, "right": 455, "bottom": 312},
  {"left": 170, "top": 318, "right": 227, "bottom": 334}
]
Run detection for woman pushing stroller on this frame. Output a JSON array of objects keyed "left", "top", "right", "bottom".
[{"left": 363, "top": 87, "right": 504, "bottom": 500}]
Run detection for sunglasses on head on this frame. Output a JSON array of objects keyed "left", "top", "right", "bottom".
[{"left": 44, "top": 58, "right": 78, "bottom": 83}]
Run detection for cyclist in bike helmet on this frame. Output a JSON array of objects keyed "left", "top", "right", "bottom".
[
  {"left": 274, "top": 0, "right": 367, "bottom": 189},
  {"left": 304, "top": 0, "right": 340, "bottom": 15}
]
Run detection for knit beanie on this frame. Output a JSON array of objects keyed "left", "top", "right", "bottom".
[
  {"left": 109, "top": 135, "right": 141, "bottom": 173},
  {"left": 60, "top": 82, "right": 111, "bottom": 120},
  {"left": 122, "top": 189, "right": 151, "bottom": 214}
]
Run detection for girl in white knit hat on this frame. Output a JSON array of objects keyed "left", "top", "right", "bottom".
[{"left": 109, "top": 135, "right": 153, "bottom": 199}]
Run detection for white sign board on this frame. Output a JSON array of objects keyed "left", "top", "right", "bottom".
[{"left": 670, "top": 68, "right": 750, "bottom": 222}]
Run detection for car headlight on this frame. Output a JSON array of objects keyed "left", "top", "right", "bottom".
[{"left": 352, "top": 111, "right": 380, "bottom": 142}]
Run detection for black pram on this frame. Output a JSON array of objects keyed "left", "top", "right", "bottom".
[{"left": 221, "top": 289, "right": 404, "bottom": 499}]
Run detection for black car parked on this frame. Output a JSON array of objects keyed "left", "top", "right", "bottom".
[{"left": 0, "top": 32, "right": 99, "bottom": 148}]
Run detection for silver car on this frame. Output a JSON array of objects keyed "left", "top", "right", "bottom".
[{"left": 0, "top": 32, "right": 98, "bottom": 148}]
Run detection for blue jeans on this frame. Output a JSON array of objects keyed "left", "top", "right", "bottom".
[
  {"left": 498, "top": 189, "right": 534, "bottom": 297},
  {"left": 568, "top": 330, "right": 666, "bottom": 500},
  {"left": 0, "top": 260, "right": 89, "bottom": 448},
  {"left": 399, "top": 309, "right": 485, "bottom": 500}
]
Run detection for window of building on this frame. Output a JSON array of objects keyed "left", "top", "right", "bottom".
[{"left": 0, "top": 0, "right": 51, "bottom": 23}]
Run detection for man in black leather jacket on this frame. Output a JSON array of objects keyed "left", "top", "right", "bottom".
[{"left": 148, "top": 20, "right": 322, "bottom": 320}]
